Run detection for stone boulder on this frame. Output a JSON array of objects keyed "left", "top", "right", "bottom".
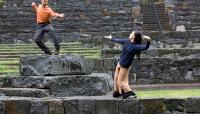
[
  {"left": 20, "top": 55, "right": 94, "bottom": 76},
  {"left": 0, "top": 73, "right": 113, "bottom": 96}
]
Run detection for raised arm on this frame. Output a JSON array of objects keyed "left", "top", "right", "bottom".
[
  {"left": 134, "top": 35, "right": 151, "bottom": 51},
  {"left": 31, "top": 2, "right": 37, "bottom": 12},
  {"left": 49, "top": 9, "right": 65, "bottom": 19},
  {"left": 133, "top": 41, "right": 150, "bottom": 51},
  {"left": 104, "top": 35, "right": 127, "bottom": 44}
]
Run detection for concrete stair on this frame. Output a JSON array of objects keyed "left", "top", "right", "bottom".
[{"left": 141, "top": 3, "right": 171, "bottom": 31}]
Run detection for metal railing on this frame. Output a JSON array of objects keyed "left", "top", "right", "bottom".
[{"left": 150, "top": 0, "right": 164, "bottom": 33}]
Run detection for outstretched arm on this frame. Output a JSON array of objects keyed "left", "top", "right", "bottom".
[
  {"left": 104, "top": 35, "right": 127, "bottom": 44},
  {"left": 31, "top": 2, "right": 37, "bottom": 12},
  {"left": 49, "top": 9, "right": 65, "bottom": 19}
]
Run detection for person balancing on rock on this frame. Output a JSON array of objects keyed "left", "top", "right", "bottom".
[
  {"left": 105, "top": 31, "right": 151, "bottom": 99},
  {"left": 31, "top": 0, "right": 65, "bottom": 55}
]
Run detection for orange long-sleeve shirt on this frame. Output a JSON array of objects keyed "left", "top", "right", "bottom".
[{"left": 32, "top": 4, "right": 60, "bottom": 24}]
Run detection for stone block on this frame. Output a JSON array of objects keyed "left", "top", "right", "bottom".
[
  {"left": 0, "top": 73, "right": 113, "bottom": 96},
  {"left": 164, "top": 99, "right": 186, "bottom": 112},
  {"left": 96, "top": 98, "right": 118, "bottom": 114},
  {"left": 78, "top": 98, "right": 95, "bottom": 114},
  {"left": 0, "top": 101, "right": 5, "bottom": 114},
  {"left": 185, "top": 98, "right": 200, "bottom": 113},
  {"left": 30, "top": 100, "right": 48, "bottom": 114},
  {"left": 140, "top": 99, "right": 166, "bottom": 114},
  {"left": 49, "top": 99, "right": 65, "bottom": 114},
  {"left": 0, "top": 88, "right": 49, "bottom": 98},
  {"left": 20, "top": 55, "right": 94, "bottom": 76},
  {"left": 119, "top": 99, "right": 140, "bottom": 114},
  {"left": 63, "top": 98, "right": 78, "bottom": 114},
  {"left": 5, "top": 99, "right": 30, "bottom": 114}
]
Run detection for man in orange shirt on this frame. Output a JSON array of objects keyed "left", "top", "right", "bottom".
[{"left": 31, "top": 0, "right": 64, "bottom": 55}]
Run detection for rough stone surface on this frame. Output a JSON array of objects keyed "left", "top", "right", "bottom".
[
  {"left": 20, "top": 55, "right": 94, "bottom": 76},
  {"left": 0, "top": 101, "right": 5, "bottom": 114},
  {"left": 118, "top": 99, "right": 140, "bottom": 114},
  {"left": 30, "top": 100, "right": 48, "bottom": 114},
  {"left": 5, "top": 100, "right": 30, "bottom": 114},
  {"left": 96, "top": 98, "right": 118, "bottom": 114},
  {"left": 0, "top": 96, "right": 200, "bottom": 114},
  {"left": 78, "top": 98, "right": 95, "bottom": 114},
  {"left": 140, "top": 99, "right": 166, "bottom": 114},
  {"left": 92, "top": 57, "right": 200, "bottom": 84},
  {"left": 0, "top": 88, "right": 49, "bottom": 98},
  {"left": 49, "top": 99, "right": 65, "bottom": 114},
  {"left": 0, "top": 73, "right": 113, "bottom": 96},
  {"left": 63, "top": 98, "right": 78, "bottom": 114}
]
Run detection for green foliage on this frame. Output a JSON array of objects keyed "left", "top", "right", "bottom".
[
  {"left": 137, "top": 89, "right": 200, "bottom": 99},
  {"left": 0, "top": 0, "right": 5, "bottom": 8}
]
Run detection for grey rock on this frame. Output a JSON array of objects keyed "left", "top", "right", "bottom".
[
  {"left": 119, "top": 99, "right": 140, "bottom": 114},
  {"left": 49, "top": 100, "right": 65, "bottom": 114},
  {"left": 0, "top": 73, "right": 113, "bottom": 96},
  {"left": 0, "top": 101, "right": 5, "bottom": 114},
  {"left": 5, "top": 100, "right": 30, "bottom": 114},
  {"left": 63, "top": 98, "right": 78, "bottom": 114},
  {"left": 20, "top": 55, "right": 94, "bottom": 76},
  {"left": 78, "top": 99, "right": 95, "bottom": 114},
  {"left": 30, "top": 100, "right": 48, "bottom": 114},
  {"left": 96, "top": 98, "right": 118, "bottom": 114},
  {"left": 185, "top": 98, "right": 200, "bottom": 113},
  {"left": 0, "top": 88, "right": 49, "bottom": 98}
]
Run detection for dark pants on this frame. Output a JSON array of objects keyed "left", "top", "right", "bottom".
[{"left": 33, "top": 23, "right": 60, "bottom": 54}]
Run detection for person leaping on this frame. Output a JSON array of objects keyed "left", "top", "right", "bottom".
[{"left": 31, "top": 0, "right": 65, "bottom": 55}]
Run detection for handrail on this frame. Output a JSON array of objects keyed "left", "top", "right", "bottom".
[{"left": 151, "top": 0, "right": 164, "bottom": 33}]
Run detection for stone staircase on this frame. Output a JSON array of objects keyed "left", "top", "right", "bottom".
[
  {"left": 0, "top": 55, "right": 113, "bottom": 98},
  {"left": 141, "top": 3, "right": 172, "bottom": 31}
]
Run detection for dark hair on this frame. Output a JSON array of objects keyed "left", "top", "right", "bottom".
[{"left": 134, "top": 32, "right": 142, "bottom": 60}]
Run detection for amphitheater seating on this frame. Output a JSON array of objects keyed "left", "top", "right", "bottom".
[{"left": 0, "top": 42, "right": 101, "bottom": 76}]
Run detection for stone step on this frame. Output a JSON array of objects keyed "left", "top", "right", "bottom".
[
  {"left": 0, "top": 48, "right": 100, "bottom": 51},
  {"left": 143, "top": 21, "right": 170, "bottom": 24},
  {"left": 0, "top": 53, "right": 100, "bottom": 59},
  {"left": 143, "top": 25, "right": 171, "bottom": 30},
  {"left": 0, "top": 88, "right": 49, "bottom": 98},
  {"left": 101, "top": 48, "right": 200, "bottom": 58},
  {"left": 0, "top": 50, "right": 99, "bottom": 55},
  {"left": 0, "top": 42, "right": 82, "bottom": 47},
  {"left": 0, "top": 74, "right": 112, "bottom": 96},
  {"left": 0, "top": 95, "right": 199, "bottom": 114},
  {"left": 143, "top": 17, "right": 169, "bottom": 20}
]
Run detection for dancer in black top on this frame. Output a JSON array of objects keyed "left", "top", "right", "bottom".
[{"left": 105, "top": 31, "right": 151, "bottom": 99}]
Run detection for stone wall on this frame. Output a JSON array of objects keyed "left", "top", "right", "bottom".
[
  {"left": 100, "top": 31, "right": 200, "bottom": 50},
  {"left": 174, "top": 0, "right": 200, "bottom": 31},
  {"left": 0, "top": 96, "right": 200, "bottom": 114},
  {"left": 93, "top": 57, "right": 200, "bottom": 84}
]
